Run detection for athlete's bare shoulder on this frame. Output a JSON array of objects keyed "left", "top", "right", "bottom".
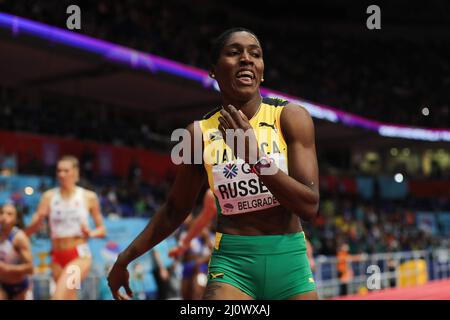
[
  {"left": 281, "top": 102, "right": 315, "bottom": 143},
  {"left": 12, "top": 229, "right": 30, "bottom": 246},
  {"left": 284, "top": 102, "right": 312, "bottom": 118},
  {"left": 42, "top": 188, "right": 56, "bottom": 201},
  {"left": 81, "top": 187, "right": 99, "bottom": 202}
]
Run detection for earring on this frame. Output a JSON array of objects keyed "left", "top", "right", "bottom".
[
  {"left": 261, "top": 78, "right": 264, "bottom": 83},
  {"left": 210, "top": 73, "right": 215, "bottom": 79}
]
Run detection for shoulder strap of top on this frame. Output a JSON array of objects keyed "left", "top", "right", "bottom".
[{"left": 7, "top": 226, "right": 19, "bottom": 242}]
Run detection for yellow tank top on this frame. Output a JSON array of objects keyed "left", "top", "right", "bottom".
[{"left": 198, "top": 97, "right": 289, "bottom": 216}]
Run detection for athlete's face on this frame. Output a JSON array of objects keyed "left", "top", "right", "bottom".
[
  {"left": 213, "top": 31, "right": 264, "bottom": 101},
  {"left": 0, "top": 204, "right": 17, "bottom": 230},
  {"left": 57, "top": 160, "right": 78, "bottom": 187}
]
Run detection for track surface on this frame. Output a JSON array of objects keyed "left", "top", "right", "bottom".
[{"left": 332, "top": 279, "right": 450, "bottom": 300}]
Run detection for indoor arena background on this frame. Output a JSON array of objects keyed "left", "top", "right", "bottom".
[{"left": 0, "top": 0, "right": 449, "bottom": 300}]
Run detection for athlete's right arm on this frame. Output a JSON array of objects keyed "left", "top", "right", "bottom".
[
  {"left": 24, "top": 191, "right": 51, "bottom": 237},
  {"left": 108, "top": 122, "right": 206, "bottom": 300}
]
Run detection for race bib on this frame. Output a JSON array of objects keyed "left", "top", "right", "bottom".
[{"left": 212, "top": 153, "right": 288, "bottom": 215}]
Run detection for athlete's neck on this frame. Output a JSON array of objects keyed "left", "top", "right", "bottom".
[
  {"left": 60, "top": 185, "right": 77, "bottom": 198},
  {"left": 222, "top": 94, "right": 262, "bottom": 120}
]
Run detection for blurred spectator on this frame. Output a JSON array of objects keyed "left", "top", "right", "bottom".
[
  {"left": 0, "top": 149, "right": 17, "bottom": 175},
  {"left": 81, "top": 147, "right": 95, "bottom": 180},
  {"left": 151, "top": 249, "right": 180, "bottom": 300},
  {"left": 336, "top": 243, "right": 353, "bottom": 296}
]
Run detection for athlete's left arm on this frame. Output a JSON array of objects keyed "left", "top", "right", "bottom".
[
  {"left": 0, "top": 231, "right": 33, "bottom": 278},
  {"left": 86, "top": 191, "right": 107, "bottom": 238},
  {"left": 258, "top": 104, "right": 320, "bottom": 221}
]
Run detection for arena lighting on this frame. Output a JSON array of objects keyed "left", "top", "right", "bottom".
[
  {"left": 390, "top": 148, "right": 398, "bottom": 156},
  {"left": 24, "top": 186, "right": 34, "bottom": 195},
  {"left": 1, "top": 12, "right": 449, "bottom": 142},
  {"left": 394, "top": 173, "right": 404, "bottom": 183},
  {"left": 378, "top": 125, "right": 449, "bottom": 141}
]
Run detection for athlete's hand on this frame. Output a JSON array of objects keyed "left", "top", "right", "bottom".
[
  {"left": 81, "top": 221, "right": 91, "bottom": 238},
  {"left": 107, "top": 259, "right": 134, "bottom": 300},
  {"left": 218, "top": 104, "right": 260, "bottom": 164},
  {"left": 0, "top": 261, "right": 8, "bottom": 274},
  {"left": 168, "top": 245, "right": 187, "bottom": 259}
]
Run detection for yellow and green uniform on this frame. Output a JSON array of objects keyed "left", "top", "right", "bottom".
[
  {"left": 198, "top": 97, "right": 316, "bottom": 299},
  {"left": 199, "top": 97, "right": 289, "bottom": 216}
]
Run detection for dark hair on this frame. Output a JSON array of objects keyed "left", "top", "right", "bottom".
[
  {"left": 15, "top": 206, "right": 25, "bottom": 229},
  {"left": 209, "top": 27, "right": 261, "bottom": 66},
  {"left": 1, "top": 203, "right": 24, "bottom": 229}
]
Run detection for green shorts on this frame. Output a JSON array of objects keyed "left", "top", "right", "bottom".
[{"left": 207, "top": 232, "right": 316, "bottom": 300}]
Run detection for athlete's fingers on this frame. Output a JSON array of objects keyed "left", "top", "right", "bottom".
[
  {"left": 238, "top": 110, "right": 249, "bottom": 122},
  {"left": 112, "top": 287, "right": 131, "bottom": 300},
  {"left": 220, "top": 107, "right": 238, "bottom": 129},
  {"left": 80, "top": 222, "right": 91, "bottom": 238},
  {"left": 218, "top": 116, "right": 232, "bottom": 149},
  {"left": 218, "top": 116, "right": 230, "bottom": 130},
  {"left": 219, "top": 125, "right": 236, "bottom": 150},
  {"left": 227, "top": 105, "right": 248, "bottom": 128},
  {"left": 108, "top": 281, "right": 120, "bottom": 300},
  {"left": 218, "top": 113, "right": 232, "bottom": 130},
  {"left": 218, "top": 124, "right": 226, "bottom": 141},
  {"left": 124, "top": 283, "right": 134, "bottom": 298},
  {"left": 111, "top": 289, "right": 121, "bottom": 300},
  {"left": 117, "top": 291, "right": 130, "bottom": 300}
]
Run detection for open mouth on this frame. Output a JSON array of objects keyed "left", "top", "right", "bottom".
[{"left": 235, "top": 70, "right": 255, "bottom": 85}]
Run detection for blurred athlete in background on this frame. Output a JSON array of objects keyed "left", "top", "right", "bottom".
[
  {"left": 0, "top": 203, "right": 33, "bottom": 300},
  {"left": 169, "top": 189, "right": 216, "bottom": 299},
  {"left": 26, "top": 155, "right": 106, "bottom": 299}
]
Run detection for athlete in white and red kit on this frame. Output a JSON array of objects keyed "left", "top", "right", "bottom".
[{"left": 26, "top": 155, "right": 106, "bottom": 299}]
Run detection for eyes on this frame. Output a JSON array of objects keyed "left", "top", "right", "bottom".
[{"left": 226, "top": 49, "right": 262, "bottom": 59}]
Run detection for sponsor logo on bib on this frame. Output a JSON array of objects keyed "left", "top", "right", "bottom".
[{"left": 223, "top": 163, "right": 238, "bottom": 179}]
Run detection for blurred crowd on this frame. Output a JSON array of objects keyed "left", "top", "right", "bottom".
[
  {"left": 2, "top": 149, "right": 449, "bottom": 257},
  {"left": 1, "top": 0, "right": 449, "bottom": 128},
  {"left": 304, "top": 191, "right": 450, "bottom": 257},
  {"left": 0, "top": 87, "right": 171, "bottom": 151},
  {"left": 0, "top": 149, "right": 169, "bottom": 220}
]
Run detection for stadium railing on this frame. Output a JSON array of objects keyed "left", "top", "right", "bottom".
[
  {"left": 29, "top": 248, "right": 450, "bottom": 300},
  {"left": 315, "top": 248, "right": 450, "bottom": 298}
]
